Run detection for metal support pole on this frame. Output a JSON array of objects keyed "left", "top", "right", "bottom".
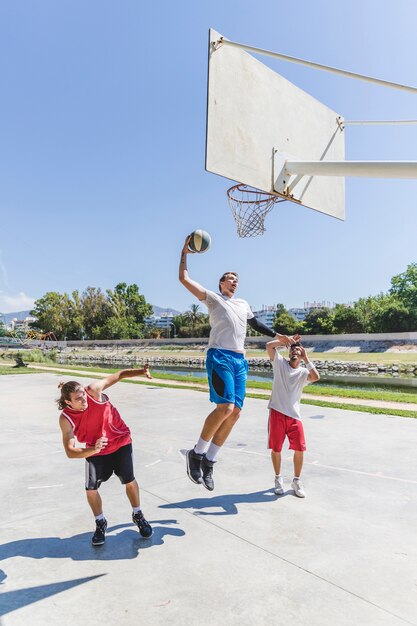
[
  {"left": 218, "top": 38, "right": 417, "bottom": 94},
  {"left": 342, "top": 119, "right": 417, "bottom": 126},
  {"left": 285, "top": 161, "right": 417, "bottom": 179}
]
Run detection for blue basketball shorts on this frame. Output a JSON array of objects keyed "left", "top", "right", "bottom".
[{"left": 206, "top": 348, "right": 249, "bottom": 409}]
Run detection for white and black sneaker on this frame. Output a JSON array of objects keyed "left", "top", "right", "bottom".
[
  {"left": 132, "top": 511, "right": 153, "bottom": 538},
  {"left": 92, "top": 518, "right": 107, "bottom": 546},
  {"left": 201, "top": 456, "right": 215, "bottom": 491},
  {"left": 186, "top": 448, "right": 203, "bottom": 484}
]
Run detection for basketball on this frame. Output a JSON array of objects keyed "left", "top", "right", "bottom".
[{"left": 188, "top": 229, "right": 211, "bottom": 253}]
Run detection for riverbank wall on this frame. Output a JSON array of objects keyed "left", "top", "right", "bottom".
[
  {"left": 63, "top": 331, "right": 417, "bottom": 351},
  {"left": 57, "top": 332, "right": 417, "bottom": 375},
  {"left": 4, "top": 332, "right": 417, "bottom": 376}
]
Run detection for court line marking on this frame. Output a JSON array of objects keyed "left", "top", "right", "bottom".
[
  {"left": 226, "top": 447, "right": 417, "bottom": 485},
  {"left": 145, "top": 459, "right": 162, "bottom": 468},
  {"left": 306, "top": 461, "right": 417, "bottom": 484},
  {"left": 27, "top": 484, "right": 64, "bottom": 490}
]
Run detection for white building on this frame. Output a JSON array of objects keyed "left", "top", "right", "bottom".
[
  {"left": 145, "top": 312, "right": 176, "bottom": 330},
  {"left": 252, "top": 305, "right": 277, "bottom": 327},
  {"left": 288, "top": 308, "right": 307, "bottom": 321},
  {"left": 10, "top": 316, "right": 37, "bottom": 334},
  {"left": 254, "top": 302, "right": 339, "bottom": 324}
]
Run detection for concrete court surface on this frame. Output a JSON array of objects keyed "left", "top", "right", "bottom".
[{"left": 0, "top": 373, "right": 416, "bottom": 626}]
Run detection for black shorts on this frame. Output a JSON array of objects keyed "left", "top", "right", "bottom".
[{"left": 85, "top": 444, "right": 135, "bottom": 490}]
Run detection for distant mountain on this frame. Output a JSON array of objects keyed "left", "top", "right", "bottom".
[
  {"left": 1, "top": 310, "right": 32, "bottom": 324},
  {"left": 1, "top": 305, "right": 181, "bottom": 325},
  {"left": 151, "top": 305, "right": 181, "bottom": 316}
]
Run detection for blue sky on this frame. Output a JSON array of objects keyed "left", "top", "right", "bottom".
[{"left": 1, "top": 0, "right": 417, "bottom": 315}]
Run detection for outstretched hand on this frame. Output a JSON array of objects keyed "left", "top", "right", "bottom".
[
  {"left": 143, "top": 363, "right": 153, "bottom": 379},
  {"left": 182, "top": 234, "right": 195, "bottom": 254},
  {"left": 279, "top": 333, "right": 301, "bottom": 348}
]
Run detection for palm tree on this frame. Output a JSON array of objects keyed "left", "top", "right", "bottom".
[{"left": 183, "top": 303, "right": 204, "bottom": 336}]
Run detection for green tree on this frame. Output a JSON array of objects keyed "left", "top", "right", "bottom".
[
  {"left": 332, "top": 304, "right": 365, "bottom": 334},
  {"left": 350, "top": 297, "right": 380, "bottom": 333},
  {"left": 31, "top": 291, "right": 80, "bottom": 340},
  {"left": 108, "top": 283, "right": 152, "bottom": 322},
  {"left": 303, "top": 307, "right": 335, "bottom": 335},
  {"left": 390, "top": 262, "right": 417, "bottom": 312},
  {"left": 68, "top": 290, "right": 84, "bottom": 339},
  {"left": 363, "top": 295, "right": 413, "bottom": 332},
  {"left": 81, "top": 287, "right": 113, "bottom": 339},
  {"left": 101, "top": 283, "right": 152, "bottom": 339},
  {"left": 100, "top": 315, "right": 142, "bottom": 339},
  {"left": 173, "top": 310, "right": 209, "bottom": 338},
  {"left": 274, "top": 311, "right": 301, "bottom": 335},
  {"left": 377, "top": 299, "right": 413, "bottom": 332},
  {"left": 182, "top": 304, "right": 205, "bottom": 335}
]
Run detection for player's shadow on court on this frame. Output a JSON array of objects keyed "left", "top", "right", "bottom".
[
  {"left": 0, "top": 519, "right": 184, "bottom": 563},
  {"left": 0, "top": 575, "right": 105, "bottom": 617},
  {"left": 160, "top": 489, "right": 279, "bottom": 516}
]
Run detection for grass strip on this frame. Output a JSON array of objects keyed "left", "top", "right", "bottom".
[
  {"left": 0, "top": 366, "right": 36, "bottom": 375},
  {"left": 5, "top": 362, "right": 417, "bottom": 417},
  {"left": 302, "top": 384, "right": 417, "bottom": 404},
  {"left": 48, "top": 365, "right": 417, "bottom": 402},
  {"left": 301, "top": 398, "right": 417, "bottom": 418}
]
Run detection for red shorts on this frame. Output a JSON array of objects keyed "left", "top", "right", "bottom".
[{"left": 268, "top": 409, "right": 306, "bottom": 452}]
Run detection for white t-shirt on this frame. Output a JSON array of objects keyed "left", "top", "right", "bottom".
[
  {"left": 268, "top": 350, "right": 309, "bottom": 420},
  {"left": 203, "top": 290, "right": 254, "bottom": 353}
]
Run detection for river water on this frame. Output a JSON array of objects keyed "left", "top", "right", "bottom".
[{"left": 84, "top": 361, "right": 417, "bottom": 389}]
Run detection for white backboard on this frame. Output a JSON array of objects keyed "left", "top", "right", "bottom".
[{"left": 206, "top": 29, "right": 346, "bottom": 220}]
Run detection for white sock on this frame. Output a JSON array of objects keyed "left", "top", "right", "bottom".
[
  {"left": 95, "top": 513, "right": 105, "bottom": 522},
  {"left": 206, "top": 442, "right": 221, "bottom": 462},
  {"left": 275, "top": 474, "right": 282, "bottom": 478},
  {"left": 132, "top": 506, "right": 142, "bottom": 514},
  {"left": 293, "top": 476, "right": 301, "bottom": 481},
  {"left": 194, "top": 437, "right": 210, "bottom": 455}
]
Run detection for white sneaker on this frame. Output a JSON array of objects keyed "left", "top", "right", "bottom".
[
  {"left": 292, "top": 478, "right": 306, "bottom": 498},
  {"left": 274, "top": 475, "right": 284, "bottom": 495}
]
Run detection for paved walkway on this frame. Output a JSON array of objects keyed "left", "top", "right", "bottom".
[{"left": 1, "top": 373, "right": 416, "bottom": 626}]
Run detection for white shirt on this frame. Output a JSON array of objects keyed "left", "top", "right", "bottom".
[
  {"left": 203, "top": 290, "right": 254, "bottom": 353},
  {"left": 268, "top": 351, "right": 309, "bottom": 420}
]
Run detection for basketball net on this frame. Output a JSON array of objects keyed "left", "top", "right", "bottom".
[{"left": 227, "top": 184, "right": 285, "bottom": 238}]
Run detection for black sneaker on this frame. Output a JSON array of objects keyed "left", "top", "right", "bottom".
[
  {"left": 201, "top": 456, "right": 215, "bottom": 491},
  {"left": 186, "top": 448, "right": 203, "bottom": 484},
  {"left": 132, "top": 511, "right": 153, "bottom": 538},
  {"left": 92, "top": 518, "right": 107, "bottom": 546}
]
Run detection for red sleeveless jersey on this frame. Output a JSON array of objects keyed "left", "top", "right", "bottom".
[{"left": 61, "top": 388, "right": 132, "bottom": 455}]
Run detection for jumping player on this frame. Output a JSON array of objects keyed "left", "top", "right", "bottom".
[
  {"left": 57, "top": 367, "right": 153, "bottom": 545},
  {"left": 266, "top": 341, "right": 320, "bottom": 498},
  {"left": 179, "top": 234, "right": 299, "bottom": 491}
]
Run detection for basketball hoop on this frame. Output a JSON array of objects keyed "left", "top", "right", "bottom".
[{"left": 227, "top": 184, "right": 285, "bottom": 238}]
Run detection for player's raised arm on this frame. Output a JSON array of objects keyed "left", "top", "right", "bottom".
[
  {"left": 87, "top": 365, "right": 153, "bottom": 398},
  {"left": 179, "top": 235, "right": 207, "bottom": 301},
  {"left": 299, "top": 345, "right": 320, "bottom": 382},
  {"left": 266, "top": 333, "right": 301, "bottom": 360}
]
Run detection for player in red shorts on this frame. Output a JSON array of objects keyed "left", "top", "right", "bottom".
[
  {"left": 266, "top": 341, "right": 320, "bottom": 497},
  {"left": 57, "top": 366, "right": 153, "bottom": 545}
]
